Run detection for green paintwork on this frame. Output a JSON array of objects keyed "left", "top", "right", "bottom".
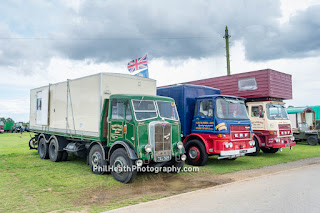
[
  {"left": 4, "top": 122, "right": 14, "bottom": 131},
  {"left": 104, "top": 94, "right": 183, "bottom": 161}
]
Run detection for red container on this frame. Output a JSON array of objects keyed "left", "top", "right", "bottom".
[{"left": 184, "top": 69, "right": 292, "bottom": 100}]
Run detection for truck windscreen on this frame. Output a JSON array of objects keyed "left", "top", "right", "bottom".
[
  {"left": 216, "top": 98, "right": 249, "bottom": 120},
  {"left": 156, "top": 101, "right": 179, "bottom": 121},
  {"left": 267, "top": 104, "right": 288, "bottom": 120},
  {"left": 132, "top": 100, "right": 158, "bottom": 121}
]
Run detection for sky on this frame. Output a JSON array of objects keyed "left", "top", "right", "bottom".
[{"left": 0, "top": 0, "right": 319, "bottom": 122}]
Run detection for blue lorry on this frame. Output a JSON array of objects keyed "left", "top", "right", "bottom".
[{"left": 157, "top": 84, "right": 256, "bottom": 166}]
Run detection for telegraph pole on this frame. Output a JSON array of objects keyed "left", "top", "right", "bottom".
[{"left": 224, "top": 26, "right": 231, "bottom": 76}]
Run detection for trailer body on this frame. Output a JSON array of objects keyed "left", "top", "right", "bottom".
[
  {"left": 157, "top": 84, "right": 255, "bottom": 165},
  {"left": 183, "top": 69, "right": 295, "bottom": 154},
  {"left": 30, "top": 73, "right": 185, "bottom": 183}
]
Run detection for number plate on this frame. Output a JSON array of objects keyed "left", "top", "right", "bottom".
[
  {"left": 240, "top": 149, "right": 248, "bottom": 154},
  {"left": 285, "top": 143, "right": 290, "bottom": 147},
  {"left": 156, "top": 155, "right": 171, "bottom": 162}
]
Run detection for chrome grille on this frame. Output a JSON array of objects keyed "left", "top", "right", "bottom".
[{"left": 149, "top": 121, "right": 172, "bottom": 162}]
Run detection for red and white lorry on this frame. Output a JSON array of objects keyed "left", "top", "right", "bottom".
[{"left": 183, "top": 69, "right": 296, "bottom": 155}]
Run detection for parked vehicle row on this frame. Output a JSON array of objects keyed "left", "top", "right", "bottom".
[{"left": 27, "top": 70, "right": 298, "bottom": 183}]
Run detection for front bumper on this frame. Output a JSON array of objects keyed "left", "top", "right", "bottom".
[
  {"left": 218, "top": 147, "right": 256, "bottom": 159},
  {"left": 272, "top": 142, "right": 296, "bottom": 148}
]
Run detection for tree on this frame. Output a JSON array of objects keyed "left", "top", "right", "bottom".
[
  {"left": 0, "top": 117, "right": 5, "bottom": 123},
  {"left": 5, "top": 118, "right": 14, "bottom": 123}
]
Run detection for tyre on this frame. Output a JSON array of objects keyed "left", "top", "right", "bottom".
[
  {"left": 246, "top": 137, "right": 260, "bottom": 156},
  {"left": 110, "top": 148, "right": 137, "bottom": 183},
  {"left": 38, "top": 138, "right": 49, "bottom": 159},
  {"left": 49, "top": 138, "right": 63, "bottom": 162},
  {"left": 28, "top": 137, "right": 38, "bottom": 150},
  {"left": 166, "top": 158, "right": 184, "bottom": 173},
  {"left": 185, "top": 139, "right": 208, "bottom": 166},
  {"left": 89, "top": 144, "right": 105, "bottom": 175},
  {"left": 307, "top": 135, "right": 318, "bottom": 146},
  {"left": 61, "top": 151, "right": 68, "bottom": 161},
  {"left": 261, "top": 147, "right": 279, "bottom": 153}
]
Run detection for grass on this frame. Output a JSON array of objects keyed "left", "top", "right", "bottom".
[{"left": 1, "top": 133, "right": 320, "bottom": 212}]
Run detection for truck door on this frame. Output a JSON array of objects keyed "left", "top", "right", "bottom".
[
  {"left": 124, "top": 101, "right": 135, "bottom": 147},
  {"left": 36, "top": 88, "right": 49, "bottom": 125},
  {"left": 192, "top": 99, "right": 214, "bottom": 134},
  {"left": 250, "top": 105, "right": 265, "bottom": 130},
  {"left": 108, "top": 99, "right": 125, "bottom": 144}
]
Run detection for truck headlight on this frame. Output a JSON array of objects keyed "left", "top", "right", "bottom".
[
  {"left": 136, "top": 159, "right": 143, "bottom": 167},
  {"left": 225, "top": 142, "right": 233, "bottom": 148},
  {"left": 177, "top": 141, "right": 184, "bottom": 150},
  {"left": 181, "top": 154, "right": 187, "bottom": 161},
  {"left": 249, "top": 141, "right": 255, "bottom": 146},
  {"left": 275, "top": 138, "right": 281, "bottom": 143},
  {"left": 145, "top": 144, "right": 152, "bottom": 153}
]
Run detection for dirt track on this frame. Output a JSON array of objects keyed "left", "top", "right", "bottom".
[{"left": 82, "top": 157, "right": 320, "bottom": 207}]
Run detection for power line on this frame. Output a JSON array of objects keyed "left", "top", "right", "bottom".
[{"left": 0, "top": 36, "right": 217, "bottom": 41}]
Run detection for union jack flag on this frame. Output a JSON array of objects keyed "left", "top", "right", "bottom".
[{"left": 127, "top": 55, "right": 148, "bottom": 73}]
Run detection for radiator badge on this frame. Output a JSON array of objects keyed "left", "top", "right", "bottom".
[
  {"left": 215, "top": 123, "right": 227, "bottom": 131},
  {"left": 164, "top": 133, "right": 171, "bottom": 140}
]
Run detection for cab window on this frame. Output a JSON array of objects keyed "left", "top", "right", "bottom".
[
  {"left": 125, "top": 102, "right": 133, "bottom": 122},
  {"left": 111, "top": 99, "right": 125, "bottom": 120},
  {"left": 199, "top": 100, "right": 213, "bottom": 117},
  {"left": 251, "top": 105, "right": 264, "bottom": 118}
]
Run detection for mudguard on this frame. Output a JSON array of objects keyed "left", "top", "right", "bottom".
[{"left": 108, "top": 141, "right": 138, "bottom": 161}]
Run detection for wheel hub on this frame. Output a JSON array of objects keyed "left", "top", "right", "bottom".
[
  {"left": 114, "top": 156, "right": 126, "bottom": 174},
  {"left": 189, "top": 146, "right": 200, "bottom": 161},
  {"left": 91, "top": 152, "right": 102, "bottom": 167}
]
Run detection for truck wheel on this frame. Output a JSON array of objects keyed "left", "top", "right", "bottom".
[
  {"left": 61, "top": 151, "right": 68, "bottom": 161},
  {"left": 246, "top": 137, "right": 260, "bottom": 156},
  {"left": 307, "top": 135, "right": 318, "bottom": 146},
  {"left": 38, "top": 138, "right": 49, "bottom": 159},
  {"left": 29, "top": 137, "right": 38, "bottom": 150},
  {"left": 89, "top": 144, "right": 105, "bottom": 175},
  {"left": 261, "top": 147, "right": 279, "bottom": 153},
  {"left": 110, "top": 148, "right": 137, "bottom": 183},
  {"left": 166, "top": 158, "right": 184, "bottom": 173},
  {"left": 49, "top": 138, "right": 63, "bottom": 162},
  {"left": 185, "top": 140, "right": 208, "bottom": 166}
]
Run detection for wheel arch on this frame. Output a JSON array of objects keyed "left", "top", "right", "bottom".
[
  {"left": 107, "top": 141, "right": 138, "bottom": 161},
  {"left": 253, "top": 133, "right": 262, "bottom": 146},
  {"left": 88, "top": 141, "right": 106, "bottom": 160},
  {"left": 183, "top": 134, "right": 210, "bottom": 152}
]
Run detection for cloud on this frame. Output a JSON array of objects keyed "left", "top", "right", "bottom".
[{"left": 244, "top": 4, "right": 320, "bottom": 61}]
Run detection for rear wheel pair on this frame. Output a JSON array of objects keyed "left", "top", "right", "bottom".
[{"left": 38, "top": 137, "right": 68, "bottom": 162}]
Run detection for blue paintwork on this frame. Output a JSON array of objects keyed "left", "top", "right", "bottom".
[
  {"left": 157, "top": 84, "right": 252, "bottom": 138},
  {"left": 157, "top": 84, "right": 220, "bottom": 137}
]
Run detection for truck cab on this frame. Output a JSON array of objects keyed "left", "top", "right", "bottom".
[
  {"left": 246, "top": 99, "right": 295, "bottom": 154},
  {"left": 157, "top": 84, "right": 256, "bottom": 166},
  {"left": 185, "top": 95, "right": 255, "bottom": 165}
]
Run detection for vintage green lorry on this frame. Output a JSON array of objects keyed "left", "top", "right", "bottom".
[{"left": 29, "top": 73, "right": 185, "bottom": 183}]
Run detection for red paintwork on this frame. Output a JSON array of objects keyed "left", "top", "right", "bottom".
[
  {"left": 183, "top": 69, "right": 292, "bottom": 100},
  {"left": 183, "top": 133, "right": 254, "bottom": 155},
  {"left": 253, "top": 130, "right": 295, "bottom": 148},
  {"left": 189, "top": 146, "right": 200, "bottom": 161}
]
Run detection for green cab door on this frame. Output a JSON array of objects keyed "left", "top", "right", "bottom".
[{"left": 108, "top": 99, "right": 125, "bottom": 145}]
